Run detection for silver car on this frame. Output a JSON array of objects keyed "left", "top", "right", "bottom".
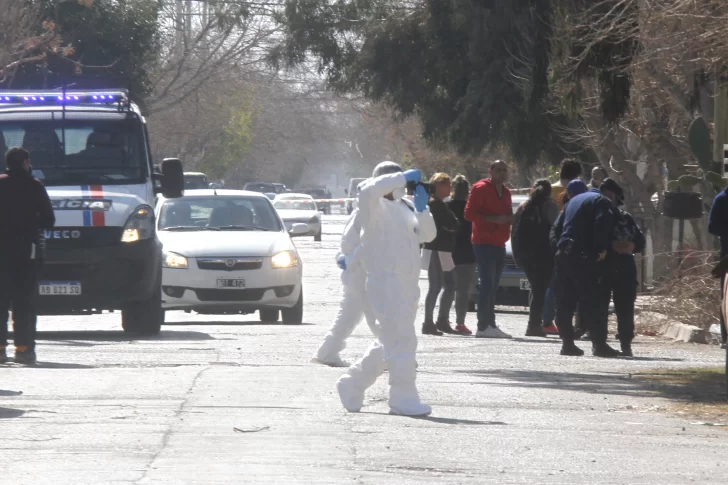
[{"left": 273, "top": 194, "right": 323, "bottom": 242}]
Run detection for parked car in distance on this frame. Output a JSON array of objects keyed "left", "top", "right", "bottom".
[
  {"left": 272, "top": 183, "right": 289, "bottom": 194},
  {"left": 346, "top": 177, "right": 366, "bottom": 214},
  {"left": 243, "top": 182, "right": 277, "bottom": 194},
  {"left": 469, "top": 194, "right": 530, "bottom": 310},
  {"left": 263, "top": 193, "right": 277, "bottom": 200},
  {"left": 274, "top": 193, "right": 323, "bottom": 241},
  {"left": 156, "top": 189, "right": 306, "bottom": 323},
  {"left": 184, "top": 172, "right": 208, "bottom": 190},
  {"left": 298, "top": 186, "right": 332, "bottom": 214}
]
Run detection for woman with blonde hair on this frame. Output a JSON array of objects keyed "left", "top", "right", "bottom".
[{"left": 422, "top": 172, "right": 459, "bottom": 335}]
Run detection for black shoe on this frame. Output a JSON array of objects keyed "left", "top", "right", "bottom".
[
  {"left": 620, "top": 341, "right": 633, "bottom": 357},
  {"left": 435, "top": 320, "right": 458, "bottom": 334},
  {"left": 14, "top": 350, "right": 37, "bottom": 364},
  {"left": 525, "top": 325, "right": 547, "bottom": 337},
  {"left": 422, "top": 322, "right": 443, "bottom": 336},
  {"left": 592, "top": 343, "right": 621, "bottom": 358},
  {"left": 560, "top": 342, "right": 585, "bottom": 356},
  {"left": 0, "top": 348, "right": 7, "bottom": 364}
]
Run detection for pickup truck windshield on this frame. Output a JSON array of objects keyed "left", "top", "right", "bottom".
[{"left": 0, "top": 118, "right": 146, "bottom": 186}]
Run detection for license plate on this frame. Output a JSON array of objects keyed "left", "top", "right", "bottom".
[
  {"left": 519, "top": 279, "right": 531, "bottom": 290},
  {"left": 39, "top": 281, "right": 82, "bottom": 296},
  {"left": 217, "top": 278, "right": 246, "bottom": 288}
]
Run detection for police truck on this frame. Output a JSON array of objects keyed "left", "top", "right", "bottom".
[{"left": 0, "top": 90, "right": 184, "bottom": 334}]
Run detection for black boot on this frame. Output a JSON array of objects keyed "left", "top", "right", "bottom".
[
  {"left": 435, "top": 320, "right": 458, "bottom": 334},
  {"left": 422, "top": 321, "right": 443, "bottom": 336},
  {"left": 592, "top": 343, "right": 621, "bottom": 358},
  {"left": 560, "top": 341, "right": 584, "bottom": 356},
  {"left": 620, "top": 341, "right": 633, "bottom": 357},
  {"left": 526, "top": 325, "right": 547, "bottom": 337}
]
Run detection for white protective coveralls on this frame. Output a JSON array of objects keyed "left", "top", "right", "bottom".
[
  {"left": 337, "top": 171, "right": 437, "bottom": 415},
  {"left": 313, "top": 207, "right": 379, "bottom": 366}
]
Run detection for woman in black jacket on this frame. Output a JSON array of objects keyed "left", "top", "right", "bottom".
[
  {"left": 422, "top": 173, "right": 460, "bottom": 335},
  {"left": 438, "top": 175, "right": 475, "bottom": 335}
]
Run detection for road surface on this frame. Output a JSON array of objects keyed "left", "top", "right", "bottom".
[{"left": 1, "top": 215, "right": 726, "bottom": 484}]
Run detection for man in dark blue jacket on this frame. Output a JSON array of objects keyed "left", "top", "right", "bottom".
[
  {"left": 599, "top": 179, "right": 645, "bottom": 357},
  {"left": 709, "top": 186, "right": 728, "bottom": 346},
  {"left": 551, "top": 180, "right": 618, "bottom": 357}
]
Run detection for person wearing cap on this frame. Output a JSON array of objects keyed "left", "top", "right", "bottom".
[
  {"left": 550, "top": 179, "right": 619, "bottom": 357},
  {"left": 599, "top": 179, "right": 645, "bottom": 357}
]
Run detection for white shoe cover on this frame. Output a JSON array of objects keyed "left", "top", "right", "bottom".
[
  {"left": 336, "top": 376, "right": 364, "bottom": 412},
  {"left": 311, "top": 355, "right": 350, "bottom": 368},
  {"left": 389, "top": 401, "right": 432, "bottom": 416}
]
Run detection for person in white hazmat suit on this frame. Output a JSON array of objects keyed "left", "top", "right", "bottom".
[
  {"left": 312, "top": 205, "right": 379, "bottom": 367},
  {"left": 336, "top": 161, "right": 437, "bottom": 416}
]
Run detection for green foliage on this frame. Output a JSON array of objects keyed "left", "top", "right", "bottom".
[
  {"left": 201, "top": 97, "right": 255, "bottom": 180},
  {"left": 688, "top": 117, "right": 713, "bottom": 171},
  {"left": 7, "top": 0, "right": 160, "bottom": 100}
]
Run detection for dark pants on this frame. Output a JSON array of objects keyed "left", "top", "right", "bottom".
[
  {"left": 473, "top": 244, "right": 505, "bottom": 331},
  {"left": 0, "top": 260, "right": 40, "bottom": 351},
  {"left": 605, "top": 257, "right": 637, "bottom": 344},
  {"left": 440, "top": 263, "right": 476, "bottom": 326},
  {"left": 553, "top": 252, "right": 608, "bottom": 345},
  {"left": 522, "top": 258, "right": 553, "bottom": 329},
  {"left": 424, "top": 252, "right": 449, "bottom": 323},
  {"left": 722, "top": 273, "right": 728, "bottom": 344}
]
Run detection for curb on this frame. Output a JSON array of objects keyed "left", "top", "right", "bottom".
[{"left": 663, "top": 322, "right": 707, "bottom": 344}]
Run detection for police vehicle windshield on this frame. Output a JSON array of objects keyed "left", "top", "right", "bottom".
[
  {"left": 0, "top": 117, "right": 145, "bottom": 186},
  {"left": 159, "top": 196, "right": 282, "bottom": 232}
]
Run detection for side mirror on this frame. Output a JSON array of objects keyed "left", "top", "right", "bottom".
[
  {"left": 289, "top": 223, "right": 309, "bottom": 236},
  {"left": 156, "top": 158, "right": 184, "bottom": 198}
]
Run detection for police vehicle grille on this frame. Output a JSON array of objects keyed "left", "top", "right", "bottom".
[{"left": 196, "top": 259, "right": 263, "bottom": 271}]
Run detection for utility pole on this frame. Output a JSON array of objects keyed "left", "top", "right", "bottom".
[{"left": 713, "top": 81, "right": 728, "bottom": 175}]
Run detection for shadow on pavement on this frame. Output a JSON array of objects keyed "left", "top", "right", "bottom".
[
  {"left": 163, "top": 321, "right": 315, "bottom": 327},
  {"left": 26, "top": 361, "right": 96, "bottom": 369},
  {"left": 0, "top": 390, "right": 23, "bottom": 397},
  {"left": 455, "top": 368, "right": 727, "bottom": 404},
  {"left": 0, "top": 407, "right": 25, "bottom": 419},
  {"left": 34, "top": 330, "right": 215, "bottom": 343},
  {"left": 362, "top": 411, "right": 506, "bottom": 426}
]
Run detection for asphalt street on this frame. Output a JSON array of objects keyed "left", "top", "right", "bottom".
[{"left": 1, "top": 214, "right": 726, "bottom": 484}]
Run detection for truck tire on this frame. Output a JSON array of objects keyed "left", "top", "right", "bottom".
[
  {"left": 282, "top": 291, "right": 303, "bottom": 325},
  {"left": 122, "top": 274, "right": 164, "bottom": 335},
  {"left": 259, "top": 308, "right": 280, "bottom": 323}
]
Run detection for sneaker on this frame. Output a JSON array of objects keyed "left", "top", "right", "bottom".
[
  {"left": 525, "top": 325, "right": 547, "bottom": 337},
  {"left": 455, "top": 324, "right": 472, "bottom": 335},
  {"left": 592, "top": 343, "right": 621, "bottom": 358},
  {"left": 475, "top": 326, "right": 512, "bottom": 339},
  {"left": 619, "top": 341, "right": 633, "bottom": 357},
  {"left": 543, "top": 323, "right": 559, "bottom": 335},
  {"left": 560, "top": 341, "right": 584, "bottom": 356},
  {"left": 580, "top": 331, "right": 592, "bottom": 341},
  {"left": 311, "top": 355, "right": 350, "bottom": 368},
  {"left": 0, "top": 347, "right": 7, "bottom": 364},
  {"left": 422, "top": 321, "right": 443, "bottom": 336},
  {"left": 14, "top": 350, "right": 37, "bottom": 364},
  {"left": 390, "top": 402, "right": 432, "bottom": 417},
  {"left": 435, "top": 320, "right": 458, "bottom": 334}
]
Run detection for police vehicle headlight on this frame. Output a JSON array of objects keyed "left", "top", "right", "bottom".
[
  {"left": 271, "top": 250, "right": 300, "bottom": 269},
  {"left": 121, "top": 206, "right": 155, "bottom": 243},
  {"left": 163, "top": 251, "right": 188, "bottom": 269}
]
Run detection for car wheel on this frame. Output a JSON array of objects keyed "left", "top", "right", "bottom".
[
  {"left": 314, "top": 230, "right": 322, "bottom": 242},
  {"left": 122, "top": 273, "right": 164, "bottom": 335},
  {"left": 282, "top": 291, "right": 303, "bottom": 325},
  {"left": 259, "top": 308, "right": 280, "bottom": 323}
]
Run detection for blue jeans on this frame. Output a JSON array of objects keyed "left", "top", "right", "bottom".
[
  {"left": 473, "top": 244, "right": 505, "bottom": 331},
  {"left": 543, "top": 286, "right": 555, "bottom": 325}
]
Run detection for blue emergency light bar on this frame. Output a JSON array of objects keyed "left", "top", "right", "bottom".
[{"left": 0, "top": 90, "right": 128, "bottom": 105}]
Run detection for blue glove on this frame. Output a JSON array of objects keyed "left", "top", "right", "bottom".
[
  {"left": 414, "top": 184, "right": 428, "bottom": 212},
  {"left": 403, "top": 169, "right": 422, "bottom": 184},
  {"left": 336, "top": 254, "right": 347, "bottom": 270}
]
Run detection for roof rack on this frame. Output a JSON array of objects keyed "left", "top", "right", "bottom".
[{"left": 0, "top": 89, "right": 131, "bottom": 112}]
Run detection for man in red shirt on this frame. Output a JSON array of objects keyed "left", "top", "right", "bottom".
[{"left": 464, "top": 160, "right": 513, "bottom": 338}]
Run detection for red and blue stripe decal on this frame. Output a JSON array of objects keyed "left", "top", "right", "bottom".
[{"left": 81, "top": 185, "right": 106, "bottom": 227}]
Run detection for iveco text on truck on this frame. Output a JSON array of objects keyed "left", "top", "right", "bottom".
[{"left": 0, "top": 90, "right": 184, "bottom": 334}]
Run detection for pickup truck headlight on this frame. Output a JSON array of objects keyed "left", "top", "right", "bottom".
[
  {"left": 121, "top": 205, "right": 155, "bottom": 243},
  {"left": 271, "top": 250, "right": 300, "bottom": 269},
  {"left": 163, "top": 251, "right": 188, "bottom": 269}
]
